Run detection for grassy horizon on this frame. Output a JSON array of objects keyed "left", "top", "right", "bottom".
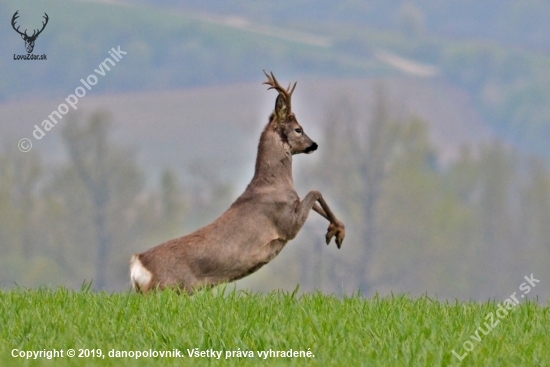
[{"left": 0, "top": 287, "right": 548, "bottom": 366}]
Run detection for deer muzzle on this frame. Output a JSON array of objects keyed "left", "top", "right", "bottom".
[{"left": 305, "top": 142, "right": 318, "bottom": 154}]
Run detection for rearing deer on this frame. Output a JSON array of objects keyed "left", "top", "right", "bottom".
[{"left": 130, "top": 71, "right": 345, "bottom": 293}]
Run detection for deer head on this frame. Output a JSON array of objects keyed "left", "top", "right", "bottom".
[
  {"left": 12, "top": 11, "right": 49, "bottom": 54},
  {"left": 263, "top": 70, "right": 318, "bottom": 155}
]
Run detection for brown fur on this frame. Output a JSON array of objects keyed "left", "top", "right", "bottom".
[{"left": 130, "top": 71, "right": 345, "bottom": 293}]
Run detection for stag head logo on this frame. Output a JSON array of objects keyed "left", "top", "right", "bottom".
[{"left": 12, "top": 11, "right": 49, "bottom": 54}]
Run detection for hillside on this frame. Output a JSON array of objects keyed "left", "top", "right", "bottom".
[
  {"left": 169, "top": 0, "right": 550, "bottom": 51},
  {"left": 2, "top": 0, "right": 550, "bottom": 159}
]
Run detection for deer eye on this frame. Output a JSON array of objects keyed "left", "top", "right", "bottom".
[{"left": 294, "top": 128, "right": 303, "bottom": 134}]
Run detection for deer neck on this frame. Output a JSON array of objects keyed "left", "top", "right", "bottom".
[{"left": 250, "top": 128, "right": 294, "bottom": 188}]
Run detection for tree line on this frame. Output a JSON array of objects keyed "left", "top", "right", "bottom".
[{"left": 1, "top": 91, "right": 549, "bottom": 301}]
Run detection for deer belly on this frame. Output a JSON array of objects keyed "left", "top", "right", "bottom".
[{"left": 229, "top": 239, "right": 287, "bottom": 282}]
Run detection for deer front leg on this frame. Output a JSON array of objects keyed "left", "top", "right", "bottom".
[
  {"left": 314, "top": 195, "right": 345, "bottom": 248},
  {"left": 289, "top": 191, "right": 345, "bottom": 248}
]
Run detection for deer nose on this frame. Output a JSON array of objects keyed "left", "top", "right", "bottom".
[{"left": 305, "top": 142, "right": 318, "bottom": 154}]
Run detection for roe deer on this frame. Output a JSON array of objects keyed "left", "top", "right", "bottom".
[{"left": 130, "top": 71, "right": 345, "bottom": 293}]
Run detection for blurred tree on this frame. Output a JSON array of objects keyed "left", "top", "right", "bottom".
[
  {"left": 477, "top": 143, "right": 517, "bottom": 248},
  {"left": 12, "top": 148, "right": 43, "bottom": 259},
  {"left": 0, "top": 147, "right": 41, "bottom": 260},
  {"left": 295, "top": 87, "right": 539, "bottom": 299},
  {"left": 522, "top": 159, "right": 550, "bottom": 249},
  {"left": 520, "top": 158, "right": 550, "bottom": 280},
  {"left": 59, "top": 111, "right": 145, "bottom": 289},
  {"left": 33, "top": 117, "right": 191, "bottom": 290},
  {"left": 0, "top": 147, "right": 68, "bottom": 287},
  {"left": 0, "top": 115, "right": 190, "bottom": 290},
  {"left": 305, "top": 84, "right": 431, "bottom": 294}
]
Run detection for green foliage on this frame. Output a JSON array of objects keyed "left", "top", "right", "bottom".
[{"left": 0, "top": 289, "right": 548, "bottom": 366}]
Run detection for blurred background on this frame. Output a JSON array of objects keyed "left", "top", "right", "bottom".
[{"left": 1, "top": 0, "right": 549, "bottom": 302}]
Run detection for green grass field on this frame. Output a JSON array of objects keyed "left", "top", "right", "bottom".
[{"left": 0, "top": 286, "right": 548, "bottom": 366}]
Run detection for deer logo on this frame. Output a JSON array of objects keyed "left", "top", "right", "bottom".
[
  {"left": 12, "top": 11, "right": 49, "bottom": 54},
  {"left": 130, "top": 71, "right": 345, "bottom": 294}
]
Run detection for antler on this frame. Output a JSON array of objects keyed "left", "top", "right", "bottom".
[
  {"left": 33, "top": 13, "right": 49, "bottom": 39},
  {"left": 263, "top": 70, "right": 297, "bottom": 110},
  {"left": 11, "top": 11, "right": 26, "bottom": 37},
  {"left": 11, "top": 11, "right": 49, "bottom": 40}
]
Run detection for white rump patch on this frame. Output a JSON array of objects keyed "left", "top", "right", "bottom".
[{"left": 130, "top": 255, "right": 152, "bottom": 291}]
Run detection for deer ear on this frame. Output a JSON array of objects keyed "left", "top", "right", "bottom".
[
  {"left": 21, "top": 34, "right": 25, "bottom": 40},
  {"left": 274, "top": 95, "right": 290, "bottom": 121}
]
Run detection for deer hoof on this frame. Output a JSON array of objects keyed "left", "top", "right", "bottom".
[{"left": 325, "top": 221, "right": 345, "bottom": 248}]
